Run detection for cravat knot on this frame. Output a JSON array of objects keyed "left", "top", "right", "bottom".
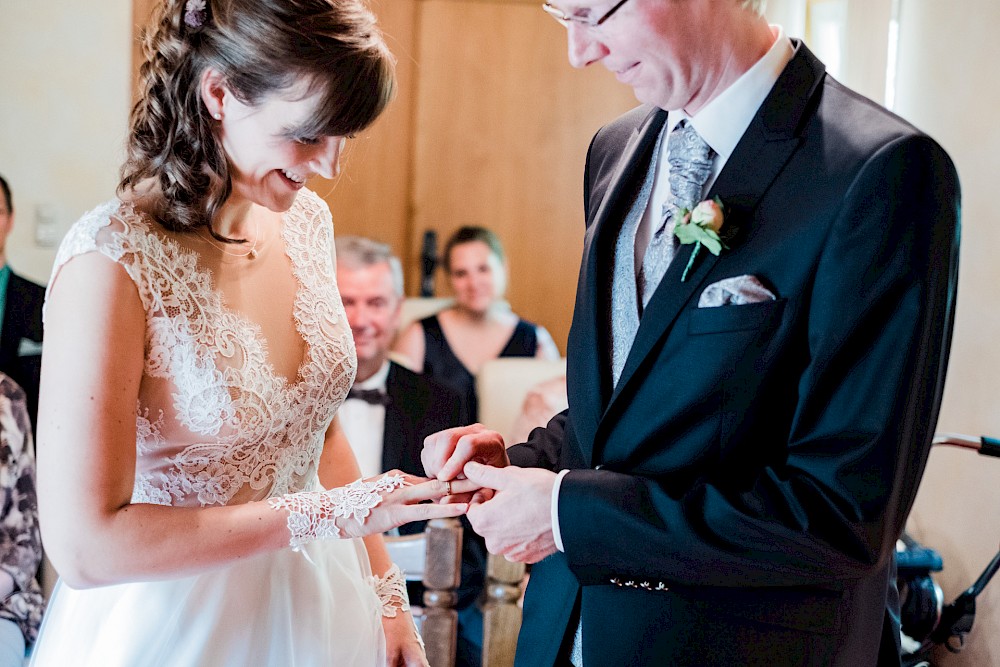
[
  {"left": 666, "top": 119, "right": 715, "bottom": 215},
  {"left": 347, "top": 388, "right": 391, "bottom": 406}
]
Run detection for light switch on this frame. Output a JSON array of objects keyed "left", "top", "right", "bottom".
[{"left": 35, "top": 203, "right": 61, "bottom": 247}]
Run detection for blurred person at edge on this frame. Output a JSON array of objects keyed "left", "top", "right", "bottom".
[{"left": 0, "top": 175, "right": 44, "bottom": 436}]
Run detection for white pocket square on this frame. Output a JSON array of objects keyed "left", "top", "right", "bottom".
[
  {"left": 17, "top": 338, "right": 43, "bottom": 357},
  {"left": 698, "top": 275, "right": 776, "bottom": 308}
]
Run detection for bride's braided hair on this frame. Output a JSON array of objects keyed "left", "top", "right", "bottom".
[{"left": 119, "top": 0, "right": 395, "bottom": 238}]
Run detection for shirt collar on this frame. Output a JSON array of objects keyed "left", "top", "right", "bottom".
[
  {"left": 355, "top": 360, "right": 391, "bottom": 392},
  {"left": 667, "top": 25, "right": 794, "bottom": 161}
]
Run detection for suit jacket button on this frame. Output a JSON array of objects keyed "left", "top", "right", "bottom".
[{"left": 594, "top": 464, "right": 603, "bottom": 470}]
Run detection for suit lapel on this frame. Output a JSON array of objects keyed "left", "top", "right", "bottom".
[
  {"left": 381, "top": 363, "right": 405, "bottom": 473},
  {"left": 0, "top": 273, "right": 26, "bottom": 367},
  {"left": 601, "top": 42, "right": 825, "bottom": 427},
  {"left": 570, "top": 108, "right": 668, "bottom": 465}
]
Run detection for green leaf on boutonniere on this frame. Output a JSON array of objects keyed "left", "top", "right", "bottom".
[{"left": 673, "top": 196, "right": 728, "bottom": 281}]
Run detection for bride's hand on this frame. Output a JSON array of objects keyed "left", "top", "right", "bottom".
[
  {"left": 336, "top": 471, "right": 480, "bottom": 539},
  {"left": 340, "top": 470, "right": 479, "bottom": 537},
  {"left": 383, "top": 612, "right": 427, "bottom": 667},
  {"left": 269, "top": 472, "right": 480, "bottom": 547}
]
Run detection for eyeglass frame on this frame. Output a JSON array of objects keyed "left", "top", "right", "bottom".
[{"left": 541, "top": 0, "right": 633, "bottom": 29}]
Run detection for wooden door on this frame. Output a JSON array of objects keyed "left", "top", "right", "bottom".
[{"left": 403, "top": 0, "right": 635, "bottom": 350}]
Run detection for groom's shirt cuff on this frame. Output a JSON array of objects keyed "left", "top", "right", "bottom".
[{"left": 551, "top": 469, "right": 571, "bottom": 552}]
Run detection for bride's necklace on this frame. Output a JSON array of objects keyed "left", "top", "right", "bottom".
[{"left": 196, "top": 214, "right": 263, "bottom": 260}]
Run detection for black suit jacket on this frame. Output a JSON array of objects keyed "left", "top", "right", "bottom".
[
  {"left": 507, "top": 42, "right": 959, "bottom": 667},
  {"left": 0, "top": 270, "right": 45, "bottom": 434},
  {"left": 382, "top": 362, "right": 485, "bottom": 610}
]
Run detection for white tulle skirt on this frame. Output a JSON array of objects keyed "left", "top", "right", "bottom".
[{"left": 30, "top": 538, "right": 385, "bottom": 666}]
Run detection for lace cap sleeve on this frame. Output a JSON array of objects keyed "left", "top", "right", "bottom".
[{"left": 44, "top": 199, "right": 148, "bottom": 324}]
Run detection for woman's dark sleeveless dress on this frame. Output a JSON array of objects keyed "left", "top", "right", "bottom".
[{"left": 420, "top": 314, "right": 538, "bottom": 421}]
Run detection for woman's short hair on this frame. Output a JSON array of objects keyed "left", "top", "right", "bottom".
[
  {"left": 120, "top": 0, "right": 395, "bottom": 238},
  {"left": 443, "top": 226, "right": 506, "bottom": 273}
]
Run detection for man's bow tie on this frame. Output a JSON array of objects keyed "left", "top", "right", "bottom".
[{"left": 347, "top": 388, "right": 392, "bottom": 406}]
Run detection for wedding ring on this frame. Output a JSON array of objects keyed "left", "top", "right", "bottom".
[{"left": 446, "top": 480, "right": 453, "bottom": 496}]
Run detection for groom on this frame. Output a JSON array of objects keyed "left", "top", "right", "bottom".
[{"left": 424, "top": 0, "right": 960, "bottom": 665}]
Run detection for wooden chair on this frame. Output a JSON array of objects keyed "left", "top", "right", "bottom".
[
  {"left": 385, "top": 517, "right": 463, "bottom": 667},
  {"left": 384, "top": 517, "right": 527, "bottom": 667},
  {"left": 481, "top": 553, "right": 526, "bottom": 667}
]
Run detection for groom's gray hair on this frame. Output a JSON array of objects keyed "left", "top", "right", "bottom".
[{"left": 742, "top": 0, "right": 767, "bottom": 16}]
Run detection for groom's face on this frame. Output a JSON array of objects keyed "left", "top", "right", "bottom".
[{"left": 558, "top": 0, "right": 739, "bottom": 113}]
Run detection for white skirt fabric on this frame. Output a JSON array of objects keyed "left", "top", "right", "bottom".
[{"left": 30, "top": 539, "right": 385, "bottom": 666}]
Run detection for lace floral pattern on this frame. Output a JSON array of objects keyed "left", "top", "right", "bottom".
[
  {"left": 369, "top": 564, "right": 410, "bottom": 618},
  {"left": 49, "top": 190, "right": 356, "bottom": 509},
  {"left": 268, "top": 473, "right": 407, "bottom": 550}
]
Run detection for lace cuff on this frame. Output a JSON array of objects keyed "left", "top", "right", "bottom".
[
  {"left": 268, "top": 474, "right": 407, "bottom": 550},
  {"left": 370, "top": 564, "right": 410, "bottom": 618}
]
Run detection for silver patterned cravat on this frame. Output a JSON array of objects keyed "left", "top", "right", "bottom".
[
  {"left": 639, "top": 120, "right": 715, "bottom": 307},
  {"left": 609, "top": 128, "right": 666, "bottom": 388}
]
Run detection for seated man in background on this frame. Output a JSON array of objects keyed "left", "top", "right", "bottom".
[
  {"left": 0, "top": 175, "right": 44, "bottom": 436},
  {"left": 335, "top": 236, "right": 485, "bottom": 666},
  {"left": 0, "top": 372, "right": 44, "bottom": 665}
]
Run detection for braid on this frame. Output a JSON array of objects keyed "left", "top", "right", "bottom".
[{"left": 120, "top": 0, "right": 230, "bottom": 234}]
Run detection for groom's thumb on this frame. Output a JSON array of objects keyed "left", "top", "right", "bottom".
[{"left": 464, "top": 461, "right": 509, "bottom": 490}]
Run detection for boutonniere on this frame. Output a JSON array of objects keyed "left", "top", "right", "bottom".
[{"left": 673, "top": 196, "right": 730, "bottom": 282}]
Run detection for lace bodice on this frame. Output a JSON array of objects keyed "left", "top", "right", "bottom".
[{"left": 49, "top": 190, "right": 356, "bottom": 507}]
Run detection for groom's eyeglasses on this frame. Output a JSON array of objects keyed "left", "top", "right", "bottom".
[{"left": 542, "top": 0, "right": 633, "bottom": 29}]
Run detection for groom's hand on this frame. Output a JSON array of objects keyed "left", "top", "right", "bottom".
[
  {"left": 422, "top": 424, "right": 509, "bottom": 481},
  {"left": 463, "top": 461, "right": 558, "bottom": 564}
]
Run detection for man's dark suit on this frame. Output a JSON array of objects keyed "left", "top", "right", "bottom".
[
  {"left": 0, "top": 270, "right": 44, "bottom": 433},
  {"left": 380, "top": 361, "right": 486, "bottom": 665},
  {"left": 507, "top": 42, "right": 959, "bottom": 667}
]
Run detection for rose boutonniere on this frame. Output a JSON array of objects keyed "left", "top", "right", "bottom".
[{"left": 673, "top": 196, "right": 729, "bottom": 282}]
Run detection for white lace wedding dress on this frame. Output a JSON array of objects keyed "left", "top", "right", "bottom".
[{"left": 30, "top": 190, "right": 386, "bottom": 666}]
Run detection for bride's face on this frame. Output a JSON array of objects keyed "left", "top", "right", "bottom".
[{"left": 216, "top": 82, "right": 347, "bottom": 213}]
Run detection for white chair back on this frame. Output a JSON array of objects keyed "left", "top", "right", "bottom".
[{"left": 476, "top": 357, "right": 567, "bottom": 444}]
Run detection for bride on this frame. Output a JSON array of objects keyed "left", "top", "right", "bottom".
[{"left": 29, "top": 1, "right": 473, "bottom": 665}]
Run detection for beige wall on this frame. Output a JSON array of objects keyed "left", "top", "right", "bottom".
[
  {"left": 893, "top": 1, "right": 1000, "bottom": 664},
  {"left": 0, "top": 0, "right": 133, "bottom": 285}
]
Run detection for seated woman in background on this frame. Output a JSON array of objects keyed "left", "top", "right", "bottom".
[
  {"left": 394, "top": 226, "right": 560, "bottom": 421},
  {"left": 0, "top": 373, "right": 43, "bottom": 666}
]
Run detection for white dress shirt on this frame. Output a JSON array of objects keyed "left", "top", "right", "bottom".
[
  {"left": 339, "top": 361, "right": 392, "bottom": 479},
  {"left": 552, "top": 27, "right": 796, "bottom": 553}
]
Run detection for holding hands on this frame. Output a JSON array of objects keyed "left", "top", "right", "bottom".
[
  {"left": 423, "top": 424, "right": 560, "bottom": 564},
  {"left": 422, "top": 423, "right": 510, "bottom": 481}
]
